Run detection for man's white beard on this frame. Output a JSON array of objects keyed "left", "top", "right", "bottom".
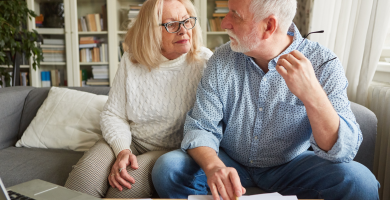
[{"left": 226, "top": 29, "right": 260, "bottom": 53}]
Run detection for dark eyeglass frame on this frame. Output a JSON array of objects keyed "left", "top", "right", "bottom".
[
  {"left": 296, "top": 30, "right": 337, "bottom": 67},
  {"left": 160, "top": 17, "right": 197, "bottom": 33}
]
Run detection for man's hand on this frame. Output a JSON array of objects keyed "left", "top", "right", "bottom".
[
  {"left": 205, "top": 166, "right": 246, "bottom": 200},
  {"left": 108, "top": 149, "right": 139, "bottom": 191},
  {"left": 276, "top": 50, "right": 323, "bottom": 104}
]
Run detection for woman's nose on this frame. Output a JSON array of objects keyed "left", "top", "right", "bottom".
[{"left": 177, "top": 24, "right": 187, "bottom": 35}]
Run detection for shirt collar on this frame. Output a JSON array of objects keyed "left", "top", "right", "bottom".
[
  {"left": 272, "top": 23, "right": 303, "bottom": 64},
  {"left": 246, "top": 23, "right": 304, "bottom": 71}
]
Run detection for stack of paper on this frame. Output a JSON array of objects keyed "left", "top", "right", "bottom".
[{"left": 189, "top": 193, "right": 298, "bottom": 200}]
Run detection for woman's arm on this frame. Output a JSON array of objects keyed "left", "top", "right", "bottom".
[
  {"left": 100, "top": 53, "right": 138, "bottom": 191},
  {"left": 100, "top": 53, "right": 132, "bottom": 157}
]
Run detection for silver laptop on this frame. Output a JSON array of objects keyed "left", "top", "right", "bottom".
[{"left": 0, "top": 178, "right": 100, "bottom": 200}]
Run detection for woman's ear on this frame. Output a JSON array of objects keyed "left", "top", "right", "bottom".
[{"left": 262, "top": 15, "right": 278, "bottom": 40}]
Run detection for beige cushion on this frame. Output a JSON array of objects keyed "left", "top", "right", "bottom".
[{"left": 16, "top": 87, "right": 107, "bottom": 151}]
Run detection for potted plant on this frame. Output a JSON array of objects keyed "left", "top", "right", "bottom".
[{"left": 0, "top": 0, "right": 43, "bottom": 87}]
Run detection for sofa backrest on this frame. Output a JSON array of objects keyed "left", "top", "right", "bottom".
[
  {"left": 350, "top": 102, "right": 377, "bottom": 171},
  {"left": 0, "top": 87, "right": 34, "bottom": 150},
  {"left": 0, "top": 86, "right": 377, "bottom": 172},
  {"left": 17, "top": 87, "right": 111, "bottom": 140}
]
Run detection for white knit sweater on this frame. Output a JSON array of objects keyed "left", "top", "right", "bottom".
[{"left": 100, "top": 47, "right": 213, "bottom": 156}]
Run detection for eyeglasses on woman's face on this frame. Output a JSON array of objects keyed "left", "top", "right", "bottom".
[{"left": 160, "top": 17, "right": 197, "bottom": 33}]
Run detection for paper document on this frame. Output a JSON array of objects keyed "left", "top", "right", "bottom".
[{"left": 189, "top": 193, "right": 297, "bottom": 200}]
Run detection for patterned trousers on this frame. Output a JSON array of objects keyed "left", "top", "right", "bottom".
[{"left": 64, "top": 138, "right": 169, "bottom": 198}]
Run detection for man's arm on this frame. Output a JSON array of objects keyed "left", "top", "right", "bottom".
[
  {"left": 276, "top": 50, "right": 339, "bottom": 151},
  {"left": 297, "top": 79, "right": 340, "bottom": 151},
  {"left": 276, "top": 50, "right": 362, "bottom": 161}
]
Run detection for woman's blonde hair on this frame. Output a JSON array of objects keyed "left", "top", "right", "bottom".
[{"left": 125, "top": 0, "right": 203, "bottom": 70}]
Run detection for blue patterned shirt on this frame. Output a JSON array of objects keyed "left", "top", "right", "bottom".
[{"left": 181, "top": 23, "right": 362, "bottom": 167}]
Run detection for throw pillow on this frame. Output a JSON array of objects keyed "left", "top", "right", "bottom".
[{"left": 16, "top": 87, "right": 108, "bottom": 151}]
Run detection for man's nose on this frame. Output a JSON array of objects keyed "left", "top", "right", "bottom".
[{"left": 221, "top": 14, "right": 233, "bottom": 30}]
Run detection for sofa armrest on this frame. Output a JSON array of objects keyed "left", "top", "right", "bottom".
[
  {"left": 350, "top": 102, "right": 377, "bottom": 172},
  {"left": 0, "top": 86, "right": 34, "bottom": 150}
]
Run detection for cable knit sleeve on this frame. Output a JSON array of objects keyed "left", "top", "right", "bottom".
[{"left": 100, "top": 53, "right": 132, "bottom": 157}]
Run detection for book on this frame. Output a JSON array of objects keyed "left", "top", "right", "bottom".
[
  {"left": 86, "top": 78, "right": 109, "bottom": 86},
  {"left": 40, "top": 44, "right": 65, "bottom": 49},
  {"left": 215, "top": 4, "right": 228, "bottom": 8},
  {"left": 42, "top": 49, "right": 65, "bottom": 53},
  {"left": 81, "top": 17, "right": 88, "bottom": 31},
  {"left": 215, "top": 17, "right": 223, "bottom": 31},
  {"left": 212, "top": 13, "right": 227, "bottom": 17},
  {"left": 79, "top": 43, "right": 98, "bottom": 48},
  {"left": 91, "top": 65, "right": 108, "bottom": 69},
  {"left": 85, "top": 16, "right": 91, "bottom": 31},
  {"left": 80, "top": 69, "right": 88, "bottom": 86},
  {"left": 215, "top": 8, "right": 229, "bottom": 13},
  {"left": 80, "top": 36, "right": 99, "bottom": 44},
  {"left": 20, "top": 72, "right": 28, "bottom": 86},
  {"left": 88, "top": 14, "right": 97, "bottom": 31},
  {"left": 86, "top": 81, "right": 109, "bottom": 86},
  {"left": 80, "top": 36, "right": 96, "bottom": 41},
  {"left": 78, "top": 18, "right": 82, "bottom": 32},
  {"left": 43, "top": 39, "right": 65, "bottom": 45},
  {"left": 51, "top": 70, "right": 58, "bottom": 86},
  {"left": 41, "top": 71, "right": 51, "bottom": 87},
  {"left": 215, "top": 1, "right": 228, "bottom": 4},
  {"left": 102, "top": 4, "right": 107, "bottom": 31},
  {"left": 95, "top": 14, "right": 102, "bottom": 32}
]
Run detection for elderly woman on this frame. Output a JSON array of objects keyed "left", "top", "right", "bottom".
[{"left": 64, "top": 0, "right": 212, "bottom": 198}]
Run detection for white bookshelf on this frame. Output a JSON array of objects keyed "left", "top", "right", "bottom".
[
  {"left": 197, "top": 0, "right": 230, "bottom": 51},
  {"left": 25, "top": 0, "right": 218, "bottom": 87}
]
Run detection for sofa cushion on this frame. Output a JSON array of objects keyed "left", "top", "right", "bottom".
[
  {"left": 0, "top": 146, "right": 84, "bottom": 187},
  {"left": 17, "top": 87, "right": 111, "bottom": 140},
  {"left": 16, "top": 87, "right": 108, "bottom": 151},
  {"left": 0, "top": 86, "right": 34, "bottom": 150}
]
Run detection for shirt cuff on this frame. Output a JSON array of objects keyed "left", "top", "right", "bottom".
[
  {"left": 111, "top": 138, "right": 132, "bottom": 157},
  {"left": 181, "top": 130, "right": 221, "bottom": 153},
  {"left": 310, "top": 114, "right": 361, "bottom": 163}
]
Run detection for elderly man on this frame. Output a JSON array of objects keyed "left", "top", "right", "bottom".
[{"left": 152, "top": 0, "right": 379, "bottom": 199}]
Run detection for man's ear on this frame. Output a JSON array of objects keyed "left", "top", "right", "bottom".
[{"left": 262, "top": 15, "right": 278, "bottom": 40}]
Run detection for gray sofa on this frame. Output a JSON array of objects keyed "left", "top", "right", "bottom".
[{"left": 0, "top": 86, "right": 378, "bottom": 193}]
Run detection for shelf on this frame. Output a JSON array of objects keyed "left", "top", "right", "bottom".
[
  {"left": 78, "top": 31, "right": 108, "bottom": 35},
  {"left": 80, "top": 62, "right": 109, "bottom": 65},
  {"left": 36, "top": 28, "right": 65, "bottom": 35},
  {"left": 207, "top": 31, "right": 228, "bottom": 35},
  {"left": 40, "top": 62, "right": 66, "bottom": 66},
  {"left": 0, "top": 65, "right": 30, "bottom": 69},
  {"left": 377, "top": 62, "right": 390, "bottom": 73},
  {"left": 118, "top": 31, "right": 127, "bottom": 34}
]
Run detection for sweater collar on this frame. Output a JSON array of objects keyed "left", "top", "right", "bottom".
[{"left": 158, "top": 53, "right": 188, "bottom": 71}]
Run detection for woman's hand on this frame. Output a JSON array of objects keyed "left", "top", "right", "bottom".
[{"left": 108, "top": 149, "right": 139, "bottom": 191}]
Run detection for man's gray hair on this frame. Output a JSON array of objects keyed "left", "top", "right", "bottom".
[{"left": 250, "top": 0, "right": 297, "bottom": 33}]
